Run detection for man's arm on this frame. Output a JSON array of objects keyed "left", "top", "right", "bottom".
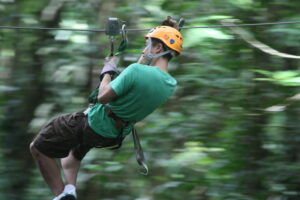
[{"left": 97, "top": 74, "right": 117, "bottom": 104}]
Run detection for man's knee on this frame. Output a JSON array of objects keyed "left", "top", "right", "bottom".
[
  {"left": 30, "top": 141, "right": 40, "bottom": 157},
  {"left": 29, "top": 141, "right": 35, "bottom": 153}
]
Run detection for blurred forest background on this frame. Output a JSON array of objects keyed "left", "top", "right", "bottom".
[{"left": 1, "top": 0, "right": 300, "bottom": 200}]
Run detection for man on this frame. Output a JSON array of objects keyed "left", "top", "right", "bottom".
[{"left": 30, "top": 21, "right": 183, "bottom": 200}]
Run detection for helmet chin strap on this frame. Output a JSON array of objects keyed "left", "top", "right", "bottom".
[{"left": 144, "top": 38, "right": 174, "bottom": 65}]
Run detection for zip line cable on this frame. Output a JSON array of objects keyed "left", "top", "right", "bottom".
[
  {"left": 1, "top": 19, "right": 300, "bottom": 59},
  {"left": 181, "top": 20, "right": 300, "bottom": 29},
  {"left": 0, "top": 20, "right": 300, "bottom": 33},
  {"left": 0, "top": 26, "right": 106, "bottom": 32}
]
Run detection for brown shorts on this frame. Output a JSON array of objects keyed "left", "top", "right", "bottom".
[{"left": 32, "top": 111, "right": 123, "bottom": 160}]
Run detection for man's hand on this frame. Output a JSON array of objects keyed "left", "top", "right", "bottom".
[{"left": 99, "top": 56, "right": 120, "bottom": 81}]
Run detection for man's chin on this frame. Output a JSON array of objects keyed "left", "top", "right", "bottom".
[{"left": 137, "top": 57, "right": 145, "bottom": 64}]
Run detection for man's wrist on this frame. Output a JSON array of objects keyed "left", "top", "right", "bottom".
[
  {"left": 99, "top": 71, "right": 114, "bottom": 81},
  {"left": 103, "top": 73, "right": 112, "bottom": 78},
  {"left": 102, "top": 73, "right": 113, "bottom": 82}
]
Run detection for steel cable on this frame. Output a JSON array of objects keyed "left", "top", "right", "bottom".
[{"left": 0, "top": 20, "right": 299, "bottom": 33}]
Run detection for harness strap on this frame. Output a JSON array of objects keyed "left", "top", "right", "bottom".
[
  {"left": 132, "top": 128, "right": 149, "bottom": 175},
  {"left": 104, "top": 104, "right": 126, "bottom": 150},
  {"left": 144, "top": 37, "right": 175, "bottom": 65},
  {"left": 106, "top": 107, "right": 127, "bottom": 129},
  {"left": 104, "top": 105, "right": 148, "bottom": 175}
]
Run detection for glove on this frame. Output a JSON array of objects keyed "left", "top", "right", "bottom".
[{"left": 99, "top": 56, "right": 120, "bottom": 81}]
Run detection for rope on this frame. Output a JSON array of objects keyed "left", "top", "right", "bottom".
[{"left": 0, "top": 20, "right": 300, "bottom": 32}]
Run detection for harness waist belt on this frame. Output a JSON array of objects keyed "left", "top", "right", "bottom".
[{"left": 104, "top": 104, "right": 127, "bottom": 130}]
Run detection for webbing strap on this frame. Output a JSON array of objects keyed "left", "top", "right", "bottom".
[
  {"left": 144, "top": 37, "right": 175, "bottom": 65},
  {"left": 114, "top": 24, "right": 128, "bottom": 56},
  {"left": 115, "top": 36, "right": 128, "bottom": 56},
  {"left": 132, "top": 128, "right": 149, "bottom": 175}
]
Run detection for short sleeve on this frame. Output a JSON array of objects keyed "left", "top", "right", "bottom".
[{"left": 109, "top": 64, "right": 137, "bottom": 96}]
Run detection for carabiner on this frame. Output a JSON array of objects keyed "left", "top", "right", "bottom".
[{"left": 121, "top": 24, "right": 128, "bottom": 43}]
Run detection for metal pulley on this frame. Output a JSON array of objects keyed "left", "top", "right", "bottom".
[
  {"left": 105, "top": 17, "right": 121, "bottom": 36},
  {"left": 105, "top": 17, "right": 127, "bottom": 56}
]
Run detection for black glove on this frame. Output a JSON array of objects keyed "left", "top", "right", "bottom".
[{"left": 99, "top": 56, "right": 119, "bottom": 81}]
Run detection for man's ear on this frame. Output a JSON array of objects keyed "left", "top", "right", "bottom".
[{"left": 154, "top": 43, "right": 164, "bottom": 53}]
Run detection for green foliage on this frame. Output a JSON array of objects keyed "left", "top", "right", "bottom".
[
  {"left": 184, "top": 28, "right": 233, "bottom": 48},
  {"left": 1, "top": 0, "right": 300, "bottom": 200},
  {"left": 254, "top": 70, "right": 300, "bottom": 86}
]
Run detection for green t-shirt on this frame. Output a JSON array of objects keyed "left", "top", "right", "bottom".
[{"left": 88, "top": 63, "right": 177, "bottom": 138}]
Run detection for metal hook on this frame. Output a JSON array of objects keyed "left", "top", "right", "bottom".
[
  {"left": 139, "top": 162, "right": 149, "bottom": 175},
  {"left": 121, "top": 24, "right": 128, "bottom": 42},
  {"left": 109, "top": 36, "right": 115, "bottom": 57}
]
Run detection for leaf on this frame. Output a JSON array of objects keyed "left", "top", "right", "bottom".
[
  {"left": 272, "top": 71, "right": 299, "bottom": 80},
  {"left": 278, "top": 77, "right": 300, "bottom": 86},
  {"left": 252, "top": 69, "right": 273, "bottom": 76},
  {"left": 227, "top": 0, "right": 255, "bottom": 9},
  {"left": 253, "top": 69, "right": 300, "bottom": 86}
]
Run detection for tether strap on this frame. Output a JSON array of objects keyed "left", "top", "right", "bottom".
[
  {"left": 115, "top": 24, "right": 128, "bottom": 56},
  {"left": 144, "top": 38, "right": 174, "bottom": 65},
  {"left": 103, "top": 105, "right": 149, "bottom": 175},
  {"left": 132, "top": 128, "right": 149, "bottom": 175}
]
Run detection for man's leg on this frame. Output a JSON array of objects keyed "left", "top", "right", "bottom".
[
  {"left": 61, "top": 150, "right": 81, "bottom": 186},
  {"left": 30, "top": 142, "right": 64, "bottom": 196},
  {"left": 59, "top": 149, "right": 87, "bottom": 200}
]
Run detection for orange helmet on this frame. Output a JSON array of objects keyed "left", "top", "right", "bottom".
[{"left": 145, "top": 26, "right": 183, "bottom": 55}]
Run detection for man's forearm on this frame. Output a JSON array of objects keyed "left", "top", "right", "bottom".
[
  {"left": 97, "top": 74, "right": 116, "bottom": 104},
  {"left": 99, "top": 74, "right": 112, "bottom": 92}
]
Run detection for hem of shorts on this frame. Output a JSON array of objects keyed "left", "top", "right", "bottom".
[
  {"left": 87, "top": 123, "right": 120, "bottom": 139},
  {"left": 93, "top": 130, "right": 120, "bottom": 139},
  {"left": 33, "top": 142, "right": 67, "bottom": 159}
]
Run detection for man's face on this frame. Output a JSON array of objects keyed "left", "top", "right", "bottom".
[
  {"left": 137, "top": 39, "right": 162, "bottom": 65},
  {"left": 137, "top": 40, "right": 150, "bottom": 64}
]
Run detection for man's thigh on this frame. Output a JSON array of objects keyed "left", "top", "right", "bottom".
[{"left": 33, "top": 112, "right": 85, "bottom": 158}]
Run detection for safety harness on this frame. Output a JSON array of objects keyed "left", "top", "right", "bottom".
[{"left": 104, "top": 104, "right": 148, "bottom": 175}]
